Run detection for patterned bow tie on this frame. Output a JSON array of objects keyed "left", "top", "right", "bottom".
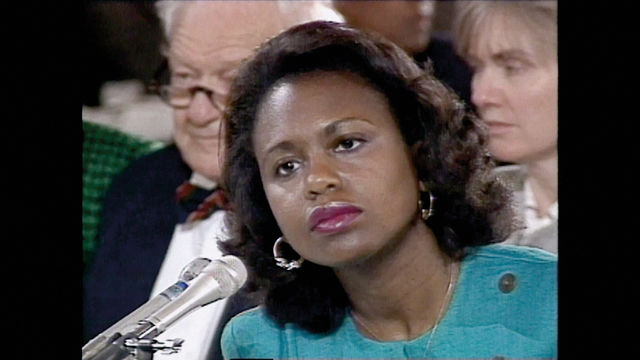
[{"left": 176, "top": 181, "right": 232, "bottom": 223}]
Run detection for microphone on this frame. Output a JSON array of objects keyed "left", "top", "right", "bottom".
[
  {"left": 83, "top": 255, "right": 247, "bottom": 360},
  {"left": 137, "top": 255, "right": 247, "bottom": 339},
  {"left": 82, "top": 257, "right": 212, "bottom": 359}
]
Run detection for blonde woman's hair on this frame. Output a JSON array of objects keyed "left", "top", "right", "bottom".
[{"left": 453, "top": 0, "right": 557, "bottom": 59}]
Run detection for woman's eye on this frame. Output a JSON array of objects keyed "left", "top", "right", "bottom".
[
  {"left": 502, "top": 60, "right": 527, "bottom": 76},
  {"left": 335, "top": 138, "right": 364, "bottom": 152},
  {"left": 504, "top": 65, "right": 520, "bottom": 74},
  {"left": 276, "top": 160, "right": 300, "bottom": 177}
]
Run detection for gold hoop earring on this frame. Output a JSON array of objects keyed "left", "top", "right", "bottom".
[
  {"left": 273, "top": 236, "right": 304, "bottom": 270},
  {"left": 418, "top": 182, "right": 436, "bottom": 221}
]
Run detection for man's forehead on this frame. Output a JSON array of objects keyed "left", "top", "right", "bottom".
[
  {"left": 168, "top": 44, "right": 253, "bottom": 73},
  {"left": 175, "top": 1, "right": 287, "bottom": 40},
  {"left": 168, "top": 30, "right": 260, "bottom": 64},
  {"left": 167, "top": 2, "right": 290, "bottom": 70}
]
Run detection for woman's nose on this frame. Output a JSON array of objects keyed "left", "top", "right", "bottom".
[
  {"left": 471, "top": 70, "right": 500, "bottom": 110},
  {"left": 304, "top": 157, "right": 341, "bottom": 200}
]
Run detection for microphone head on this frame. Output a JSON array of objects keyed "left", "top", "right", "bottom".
[
  {"left": 179, "top": 257, "right": 212, "bottom": 282},
  {"left": 209, "top": 255, "right": 248, "bottom": 297},
  {"left": 136, "top": 255, "right": 249, "bottom": 337}
]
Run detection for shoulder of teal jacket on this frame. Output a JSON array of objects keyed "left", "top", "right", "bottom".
[
  {"left": 461, "top": 244, "right": 557, "bottom": 296},
  {"left": 469, "top": 243, "right": 557, "bottom": 263},
  {"left": 221, "top": 306, "right": 282, "bottom": 358},
  {"left": 450, "top": 244, "right": 557, "bottom": 344}
]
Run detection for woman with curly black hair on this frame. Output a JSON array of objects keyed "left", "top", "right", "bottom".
[{"left": 220, "top": 21, "right": 556, "bottom": 358}]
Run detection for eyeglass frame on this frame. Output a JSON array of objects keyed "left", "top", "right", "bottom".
[
  {"left": 148, "top": 58, "right": 229, "bottom": 111},
  {"left": 155, "top": 84, "right": 228, "bottom": 110}
]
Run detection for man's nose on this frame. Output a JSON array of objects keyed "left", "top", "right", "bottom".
[{"left": 187, "top": 91, "right": 223, "bottom": 125}]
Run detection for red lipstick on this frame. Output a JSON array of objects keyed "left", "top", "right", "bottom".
[{"left": 308, "top": 203, "right": 363, "bottom": 235}]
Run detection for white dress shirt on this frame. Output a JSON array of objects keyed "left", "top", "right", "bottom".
[
  {"left": 522, "top": 179, "right": 558, "bottom": 238},
  {"left": 496, "top": 165, "right": 558, "bottom": 254},
  {"left": 149, "top": 176, "right": 231, "bottom": 360}
]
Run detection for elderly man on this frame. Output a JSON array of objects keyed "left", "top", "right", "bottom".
[
  {"left": 82, "top": 2, "right": 342, "bottom": 360},
  {"left": 332, "top": 0, "right": 472, "bottom": 104}
]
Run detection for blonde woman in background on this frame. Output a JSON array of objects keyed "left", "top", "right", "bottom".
[{"left": 453, "top": 1, "right": 558, "bottom": 254}]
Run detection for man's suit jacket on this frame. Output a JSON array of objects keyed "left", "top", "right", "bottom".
[{"left": 83, "top": 145, "right": 189, "bottom": 341}]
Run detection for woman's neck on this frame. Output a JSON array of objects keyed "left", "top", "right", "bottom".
[
  {"left": 334, "top": 221, "right": 457, "bottom": 341},
  {"left": 525, "top": 151, "right": 558, "bottom": 217}
]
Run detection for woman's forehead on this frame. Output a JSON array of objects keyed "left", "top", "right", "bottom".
[
  {"left": 468, "top": 13, "right": 554, "bottom": 63},
  {"left": 256, "top": 71, "right": 385, "bottom": 120},
  {"left": 251, "top": 71, "right": 395, "bottom": 151}
]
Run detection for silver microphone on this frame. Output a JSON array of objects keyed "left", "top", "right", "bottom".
[
  {"left": 82, "top": 257, "right": 212, "bottom": 359},
  {"left": 137, "top": 255, "right": 248, "bottom": 339}
]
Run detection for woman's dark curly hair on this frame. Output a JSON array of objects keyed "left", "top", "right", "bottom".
[{"left": 221, "top": 21, "right": 515, "bottom": 334}]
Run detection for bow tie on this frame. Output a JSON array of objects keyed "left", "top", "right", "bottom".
[{"left": 175, "top": 181, "right": 232, "bottom": 223}]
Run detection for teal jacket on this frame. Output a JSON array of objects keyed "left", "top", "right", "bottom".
[{"left": 222, "top": 244, "right": 557, "bottom": 359}]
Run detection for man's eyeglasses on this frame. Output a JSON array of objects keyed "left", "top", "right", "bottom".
[
  {"left": 148, "top": 58, "right": 228, "bottom": 110},
  {"left": 155, "top": 85, "right": 227, "bottom": 110}
]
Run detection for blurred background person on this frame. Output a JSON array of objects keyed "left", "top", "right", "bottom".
[
  {"left": 453, "top": 1, "right": 558, "bottom": 253},
  {"left": 82, "top": 2, "right": 174, "bottom": 142},
  {"left": 82, "top": 3, "right": 172, "bottom": 267},
  {"left": 82, "top": 121, "right": 164, "bottom": 272},
  {"left": 82, "top": 2, "right": 343, "bottom": 360},
  {"left": 333, "top": 0, "right": 472, "bottom": 105}
]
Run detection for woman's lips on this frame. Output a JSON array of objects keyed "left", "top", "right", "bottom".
[
  {"left": 486, "top": 121, "right": 516, "bottom": 136},
  {"left": 308, "top": 203, "right": 363, "bottom": 234}
]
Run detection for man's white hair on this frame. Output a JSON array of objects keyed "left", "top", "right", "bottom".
[{"left": 155, "top": 0, "right": 344, "bottom": 42}]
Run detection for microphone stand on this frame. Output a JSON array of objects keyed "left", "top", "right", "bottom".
[
  {"left": 85, "top": 322, "right": 184, "bottom": 360},
  {"left": 84, "top": 256, "right": 247, "bottom": 360}
]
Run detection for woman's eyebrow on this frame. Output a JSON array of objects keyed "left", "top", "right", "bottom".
[
  {"left": 323, "top": 117, "right": 373, "bottom": 137},
  {"left": 492, "top": 48, "right": 533, "bottom": 62},
  {"left": 260, "top": 117, "right": 374, "bottom": 163},
  {"left": 262, "top": 141, "right": 295, "bottom": 163}
]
